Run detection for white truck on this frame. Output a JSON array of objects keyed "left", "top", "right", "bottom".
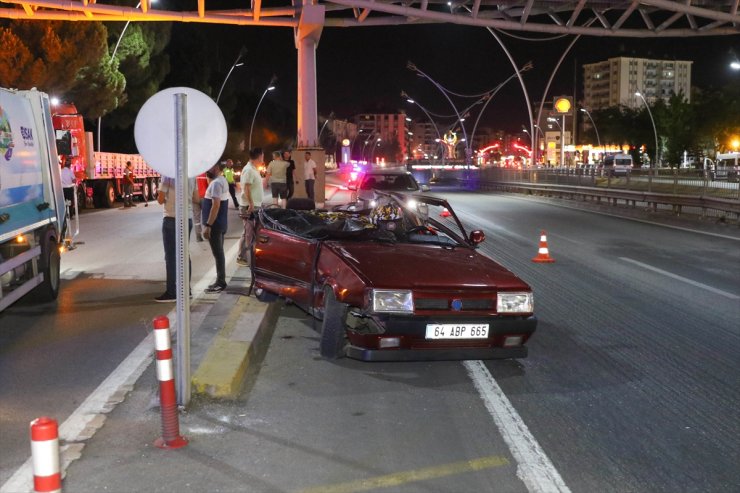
[{"left": 0, "top": 88, "right": 66, "bottom": 311}]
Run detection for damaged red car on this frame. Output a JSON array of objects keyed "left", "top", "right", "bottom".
[{"left": 250, "top": 193, "right": 537, "bottom": 361}]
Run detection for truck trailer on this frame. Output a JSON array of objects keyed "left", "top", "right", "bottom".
[
  {"left": 52, "top": 102, "right": 160, "bottom": 208},
  {"left": 0, "top": 88, "right": 66, "bottom": 312}
]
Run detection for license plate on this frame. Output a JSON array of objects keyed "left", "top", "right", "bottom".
[{"left": 425, "top": 324, "right": 489, "bottom": 340}]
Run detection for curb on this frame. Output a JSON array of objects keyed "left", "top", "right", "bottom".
[{"left": 191, "top": 280, "right": 282, "bottom": 399}]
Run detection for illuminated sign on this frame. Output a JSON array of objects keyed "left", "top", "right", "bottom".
[
  {"left": 554, "top": 97, "right": 572, "bottom": 114},
  {"left": 342, "top": 138, "right": 350, "bottom": 147}
]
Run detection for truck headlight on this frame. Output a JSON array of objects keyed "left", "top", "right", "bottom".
[
  {"left": 371, "top": 289, "right": 414, "bottom": 313},
  {"left": 497, "top": 292, "right": 533, "bottom": 313}
]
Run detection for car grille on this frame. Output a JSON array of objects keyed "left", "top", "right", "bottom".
[{"left": 414, "top": 297, "right": 494, "bottom": 311}]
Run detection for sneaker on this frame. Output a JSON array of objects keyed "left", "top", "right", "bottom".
[
  {"left": 205, "top": 284, "right": 226, "bottom": 294},
  {"left": 154, "top": 293, "right": 176, "bottom": 302},
  {"left": 236, "top": 257, "right": 249, "bottom": 266}
]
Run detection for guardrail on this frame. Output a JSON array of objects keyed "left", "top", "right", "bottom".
[{"left": 414, "top": 167, "right": 740, "bottom": 221}]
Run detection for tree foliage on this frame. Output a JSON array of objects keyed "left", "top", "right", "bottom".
[
  {"left": 0, "top": 20, "right": 123, "bottom": 119},
  {"left": 590, "top": 85, "right": 740, "bottom": 167},
  {"left": 102, "top": 22, "right": 172, "bottom": 131}
]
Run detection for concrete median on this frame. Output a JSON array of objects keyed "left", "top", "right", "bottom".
[{"left": 191, "top": 287, "right": 281, "bottom": 399}]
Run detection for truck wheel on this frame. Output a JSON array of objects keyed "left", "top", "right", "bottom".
[
  {"left": 320, "top": 287, "right": 347, "bottom": 359},
  {"left": 102, "top": 181, "right": 115, "bottom": 208},
  {"left": 33, "top": 229, "right": 61, "bottom": 302},
  {"left": 141, "top": 180, "right": 150, "bottom": 202},
  {"left": 149, "top": 179, "right": 158, "bottom": 200}
]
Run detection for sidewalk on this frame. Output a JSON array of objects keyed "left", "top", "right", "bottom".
[{"left": 57, "top": 263, "right": 285, "bottom": 493}]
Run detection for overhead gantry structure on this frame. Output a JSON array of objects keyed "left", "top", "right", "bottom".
[
  {"left": 1, "top": 0, "right": 737, "bottom": 145},
  {"left": 2, "top": 0, "right": 738, "bottom": 37}
]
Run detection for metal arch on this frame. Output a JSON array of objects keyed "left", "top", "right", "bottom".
[{"left": 1, "top": 0, "right": 739, "bottom": 37}]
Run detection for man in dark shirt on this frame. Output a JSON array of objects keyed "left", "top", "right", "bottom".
[{"left": 282, "top": 150, "right": 296, "bottom": 200}]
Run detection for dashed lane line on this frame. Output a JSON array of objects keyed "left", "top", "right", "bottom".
[{"left": 620, "top": 257, "right": 740, "bottom": 300}]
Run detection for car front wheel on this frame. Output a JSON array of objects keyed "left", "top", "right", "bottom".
[{"left": 320, "top": 288, "right": 347, "bottom": 359}]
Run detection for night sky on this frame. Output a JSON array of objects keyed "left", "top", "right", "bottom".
[{"left": 198, "top": 21, "right": 739, "bottom": 132}]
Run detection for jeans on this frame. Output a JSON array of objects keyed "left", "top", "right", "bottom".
[
  {"left": 228, "top": 183, "right": 238, "bottom": 209},
  {"left": 208, "top": 228, "right": 227, "bottom": 287},
  {"left": 305, "top": 179, "right": 315, "bottom": 200},
  {"left": 238, "top": 206, "right": 258, "bottom": 262},
  {"left": 162, "top": 217, "right": 193, "bottom": 297}
]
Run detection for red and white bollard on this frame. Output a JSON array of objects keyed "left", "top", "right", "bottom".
[
  {"left": 152, "top": 316, "right": 188, "bottom": 449},
  {"left": 30, "top": 417, "right": 61, "bottom": 493}
]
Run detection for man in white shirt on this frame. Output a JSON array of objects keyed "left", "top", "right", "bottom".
[
  {"left": 60, "top": 158, "right": 76, "bottom": 218},
  {"left": 304, "top": 151, "right": 317, "bottom": 200},
  {"left": 237, "top": 148, "right": 265, "bottom": 266},
  {"left": 155, "top": 176, "right": 198, "bottom": 302}
]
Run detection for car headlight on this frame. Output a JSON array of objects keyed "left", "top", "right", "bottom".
[
  {"left": 371, "top": 289, "right": 414, "bottom": 313},
  {"left": 497, "top": 292, "right": 533, "bottom": 313}
]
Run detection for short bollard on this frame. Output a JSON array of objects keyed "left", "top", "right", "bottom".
[
  {"left": 152, "top": 316, "right": 188, "bottom": 449},
  {"left": 30, "top": 417, "right": 61, "bottom": 493}
]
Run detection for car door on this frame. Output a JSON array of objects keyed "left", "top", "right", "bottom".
[{"left": 253, "top": 224, "right": 317, "bottom": 307}]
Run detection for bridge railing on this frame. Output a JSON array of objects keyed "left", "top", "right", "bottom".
[{"left": 415, "top": 166, "right": 740, "bottom": 221}]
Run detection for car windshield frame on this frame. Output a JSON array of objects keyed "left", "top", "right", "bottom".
[{"left": 257, "top": 194, "right": 473, "bottom": 248}]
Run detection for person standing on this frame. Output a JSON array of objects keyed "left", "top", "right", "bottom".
[
  {"left": 223, "top": 159, "right": 239, "bottom": 210},
  {"left": 265, "top": 151, "right": 289, "bottom": 208},
  {"left": 202, "top": 163, "right": 230, "bottom": 293},
  {"left": 304, "top": 151, "right": 317, "bottom": 200},
  {"left": 123, "top": 161, "right": 136, "bottom": 207},
  {"left": 155, "top": 176, "right": 199, "bottom": 302},
  {"left": 237, "top": 148, "right": 265, "bottom": 266},
  {"left": 60, "top": 158, "right": 76, "bottom": 219},
  {"left": 282, "top": 150, "right": 296, "bottom": 200}
]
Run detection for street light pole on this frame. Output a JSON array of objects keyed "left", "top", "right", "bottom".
[
  {"left": 248, "top": 76, "right": 277, "bottom": 151},
  {"left": 580, "top": 107, "right": 601, "bottom": 161},
  {"left": 548, "top": 117, "right": 564, "bottom": 166},
  {"left": 216, "top": 48, "right": 246, "bottom": 105},
  {"left": 635, "top": 91, "right": 659, "bottom": 168},
  {"left": 97, "top": 0, "right": 155, "bottom": 152}
]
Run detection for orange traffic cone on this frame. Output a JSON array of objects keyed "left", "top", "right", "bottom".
[{"left": 532, "top": 230, "right": 555, "bottom": 263}]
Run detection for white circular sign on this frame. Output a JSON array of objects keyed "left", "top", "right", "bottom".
[{"left": 134, "top": 87, "right": 227, "bottom": 178}]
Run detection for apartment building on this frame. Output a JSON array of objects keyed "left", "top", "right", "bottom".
[
  {"left": 583, "top": 57, "right": 692, "bottom": 109},
  {"left": 354, "top": 112, "right": 410, "bottom": 161}
]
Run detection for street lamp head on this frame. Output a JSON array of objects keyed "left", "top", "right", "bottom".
[
  {"left": 547, "top": 117, "right": 556, "bottom": 122},
  {"left": 635, "top": 91, "right": 642, "bottom": 97},
  {"left": 731, "top": 61, "right": 740, "bottom": 70},
  {"left": 580, "top": 108, "right": 587, "bottom": 113},
  {"left": 406, "top": 99, "right": 415, "bottom": 104},
  {"left": 235, "top": 62, "right": 244, "bottom": 67},
  {"left": 267, "top": 86, "right": 276, "bottom": 91}
]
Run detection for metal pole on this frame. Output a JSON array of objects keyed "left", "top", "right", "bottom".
[
  {"left": 636, "top": 92, "right": 659, "bottom": 168},
  {"left": 97, "top": 0, "right": 143, "bottom": 152},
  {"left": 560, "top": 114, "right": 566, "bottom": 167},
  {"left": 248, "top": 80, "right": 275, "bottom": 151},
  {"left": 216, "top": 49, "right": 246, "bottom": 105},
  {"left": 174, "top": 92, "right": 191, "bottom": 407}
]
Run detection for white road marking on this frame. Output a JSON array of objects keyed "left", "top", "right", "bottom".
[
  {"left": 1, "top": 242, "right": 240, "bottom": 493},
  {"left": 620, "top": 257, "right": 740, "bottom": 300},
  {"left": 464, "top": 360, "right": 571, "bottom": 493}
]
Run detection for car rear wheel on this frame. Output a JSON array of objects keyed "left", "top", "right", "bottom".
[{"left": 320, "top": 288, "right": 347, "bottom": 359}]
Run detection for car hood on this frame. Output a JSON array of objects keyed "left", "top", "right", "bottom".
[{"left": 326, "top": 242, "right": 530, "bottom": 291}]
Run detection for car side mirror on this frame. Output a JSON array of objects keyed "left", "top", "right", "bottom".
[
  {"left": 469, "top": 230, "right": 485, "bottom": 245},
  {"left": 420, "top": 184, "right": 430, "bottom": 192}
]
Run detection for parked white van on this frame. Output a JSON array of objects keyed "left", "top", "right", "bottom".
[
  {"left": 601, "top": 153, "right": 634, "bottom": 176},
  {"left": 711, "top": 152, "right": 740, "bottom": 182}
]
